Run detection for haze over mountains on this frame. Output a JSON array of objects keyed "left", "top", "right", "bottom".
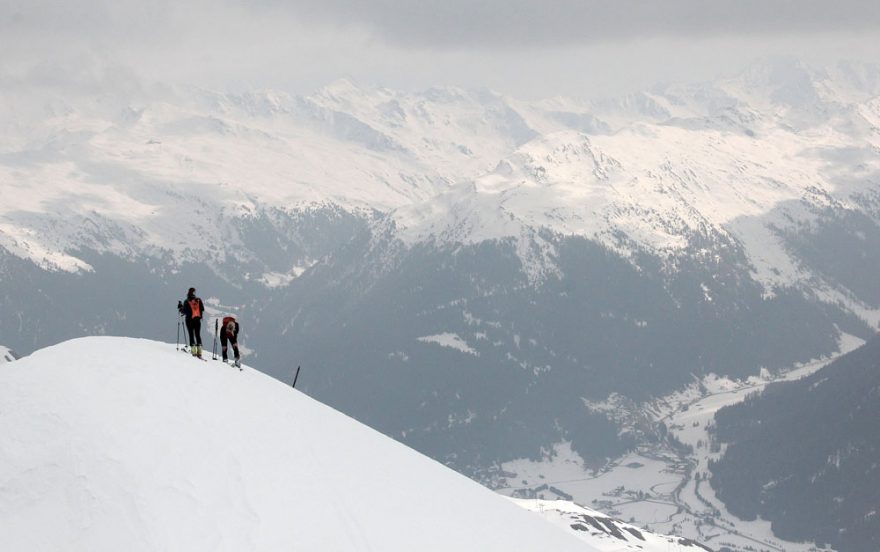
[{"left": 2, "top": 56, "right": 880, "bottom": 484}]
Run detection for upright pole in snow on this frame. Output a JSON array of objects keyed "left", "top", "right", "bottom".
[
  {"left": 180, "top": 314, "right": 190, "bottom": 352},
  {"left": 212, "top": 318, "right": 218, "bottom": 361},
  {"left": 292, "top": 366, "right": 301, "bottom": 389},
  {"left": 177, "top": 301, "right": 188, "bottom": 352}
]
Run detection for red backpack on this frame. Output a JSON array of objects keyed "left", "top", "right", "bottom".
[{"left": 222, "top": 316, "right": 237, "bottom": 335}]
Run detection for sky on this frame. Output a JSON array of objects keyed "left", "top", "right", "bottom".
[{"left": 2, "top": 0, "right": 879, "bottom": 99}]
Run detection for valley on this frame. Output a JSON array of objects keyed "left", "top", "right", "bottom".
[{"left": 496, "top": 333, "right": 865, "bottom": 552}]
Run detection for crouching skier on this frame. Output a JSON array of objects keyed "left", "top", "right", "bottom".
[
  {"left": 181, "top": 287, "right": 205, "bottom": 358},
  {"left": 221, "top": 315, "right": 241, "bottom": 368}
]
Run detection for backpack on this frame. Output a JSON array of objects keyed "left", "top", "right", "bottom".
[
  {"left": 222, "top": 316, "right": 237, "bottom": 336},
  {"left": 188, "top": 298, "right": 202, "bottom": 318}
]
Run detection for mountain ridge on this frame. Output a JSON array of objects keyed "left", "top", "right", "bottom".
[
  {"left": 3, "top": 60, "right": 879, "bottom": 300},
  {"left": 0, "top": 336, "right": 601, "bottom": 552}
]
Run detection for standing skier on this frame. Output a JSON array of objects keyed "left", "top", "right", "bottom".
[
  {"left": 220, "top": 315, "right": 241, "bottom": 367},
  {"left": 180, "top": 287, "right": 205, "bottom": 358}
]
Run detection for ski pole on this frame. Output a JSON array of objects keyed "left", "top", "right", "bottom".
[
  {"left": 177, "top": 301, "right": 185, "bottom": 351},
  {"left": 292, "top": 366, "right": 301, "bottom": 388},
  {"left": 182, "top": 315, "right": 190, "bottom": 352},
  {"left": 212, "top": 318, "right": 218, "bottom": 360}
]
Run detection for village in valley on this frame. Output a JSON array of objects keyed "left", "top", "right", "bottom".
[{"left": 494, "top": 335, "right": 864, "bottom": 552}]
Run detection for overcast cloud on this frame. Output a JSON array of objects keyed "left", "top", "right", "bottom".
[
  {"left": 252, "top": 0, "right": 880, "bottom": 48},
  {"left": 1, "top": 0, "right": 878, "bottom": 98}
]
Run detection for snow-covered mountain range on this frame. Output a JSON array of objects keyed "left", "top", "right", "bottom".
[
  {"left": 3, "top": 57, "right": 880, "bottom": 491},
  {"left": 3, "top": 59, "right": 879, "bottom": 287},
  {"left": 0, "top": 337, "right": 703, "bottom": 551}
]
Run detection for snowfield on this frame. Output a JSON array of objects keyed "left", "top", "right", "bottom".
[
  {"left": 0, "top": 337, "right": 595, "bottom": 552},
  {"left": 417, "top": 332, "right": 480, "bottom": 355}
]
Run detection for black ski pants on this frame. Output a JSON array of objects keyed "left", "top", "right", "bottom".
[
  {"left": 186, "top": 317, "right": 202, "bottom": 346},
  {"left": 220, "top": 332, "right": 239, "bottom": 360}
]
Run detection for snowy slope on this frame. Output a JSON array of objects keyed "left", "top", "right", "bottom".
[
  {"left": 0, "top": 336, "right": 595, "bottom": 552},
  {"left": 511, "top": 499, "right": 711, "bottom": 552}
]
